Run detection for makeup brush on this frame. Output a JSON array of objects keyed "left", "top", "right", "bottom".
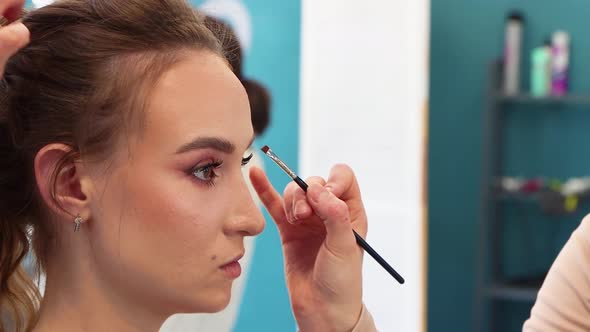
[{"left": 261, "top": 145, "right": 405, "bottom": 284}]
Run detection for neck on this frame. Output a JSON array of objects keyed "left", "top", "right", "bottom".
[{"left": 32, "top": 240, "right": 167, "bottom": 332}]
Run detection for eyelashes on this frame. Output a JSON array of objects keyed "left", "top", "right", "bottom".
[
  {"left": 241, "top": 153, "right": 254, "bottom": 166},
  {"left": 191, "top": 160, "right": 223, "bottom": 186},
  {"left": 190, "top": 153, "right": 254, "bottom": 187}
]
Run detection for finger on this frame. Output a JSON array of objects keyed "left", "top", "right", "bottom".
[
  {"left": 282, "top": 181, "right": 301, "bottom": 224},
  {"left": 291, "top": 187, "right": 310, "bottom": 222},
  {"left": 325, "top": 164, "right": 360, "bottom": 200},
  {"left": 0, "top": 22, "right": 29, "bottom": 76},
  {"left": 0, "top": 0, "right": 25, "bottom": 22},
  {"left": 325, "top": 164, "right": 368, "bottom": 237},
  {"left": 307, "top": 183, "right": 357, "bottom": 257},
  {"left": 284, "top": 176, "right": 324, "bottom": 223},
  {"left": 249, "top": 166, "right": 288, "bottom": 227}
]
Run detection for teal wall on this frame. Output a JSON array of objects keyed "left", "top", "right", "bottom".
[{"left": 429, "top": 1, "right": 590, "bottom": 331}]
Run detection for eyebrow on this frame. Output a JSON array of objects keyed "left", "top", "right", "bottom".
[{"left": 175, "top": 135, "right": 255, "bottom": 155}]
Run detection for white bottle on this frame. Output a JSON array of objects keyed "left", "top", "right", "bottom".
[{"left": 503, "top": 11, "right": 524, "bottom": 96}]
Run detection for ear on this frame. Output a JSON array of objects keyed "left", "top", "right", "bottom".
[{"left": 34, "top": 144, "right": 93, "bottom": 222}]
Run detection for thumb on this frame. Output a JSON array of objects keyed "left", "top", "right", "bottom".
[
  {"left": 307, "top": 183, "right": 357, "bottom": 257},
  {"left": 0, "top": 22, "right": 30, "bottom": 76}
]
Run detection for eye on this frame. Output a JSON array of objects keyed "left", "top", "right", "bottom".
[
  {"left": 241, "top": 153, "right": 254, "bottom": 166},
  {"left": 191, "top": 161, "right": 223, "bottom": 186}
]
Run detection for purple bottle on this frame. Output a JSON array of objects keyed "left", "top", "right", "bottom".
[{"left": 551, "top": 31, "right": 570, "bottom": 96}]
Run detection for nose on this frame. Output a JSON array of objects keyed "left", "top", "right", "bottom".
[{"left": 225, "top": 170, "right": 265, "bottom": 237}]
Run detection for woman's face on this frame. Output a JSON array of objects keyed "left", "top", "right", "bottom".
[{"left": 86, "top": 51, "right": 265, "bottom": 315}]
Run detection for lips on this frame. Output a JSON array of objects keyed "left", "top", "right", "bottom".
[
  {"left": 219, "top": 252, "right": 244, "bottom": 279},
  {"left": 220, "top": 252, "right": 244, "bottom": 268}
]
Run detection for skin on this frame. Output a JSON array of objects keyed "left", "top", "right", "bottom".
[
  {"left": 2, "top": 2, "right": 369, "bottom": 331},
  {"left": 0, "top": 0, "right": 29, "bottom": 77}
]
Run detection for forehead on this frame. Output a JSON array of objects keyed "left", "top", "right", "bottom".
[{"left": 141, "top": 51, "right": 253, "bottom": 154}]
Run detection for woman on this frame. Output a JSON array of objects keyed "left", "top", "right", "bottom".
[
  {"left": 0, "top": 0, "right": 377, "bottom": 331},
  {"left": 523, "top": 214, "right": 590, "bottom": 331}
]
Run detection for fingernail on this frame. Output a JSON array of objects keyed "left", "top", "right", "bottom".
[
  {"left": 310, "top": 184, "right": 330, "bottom": 203},
  {"left": 294, "top": 201, "right": 308, "bottom": 218}
]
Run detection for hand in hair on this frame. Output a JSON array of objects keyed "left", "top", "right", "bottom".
[{"left": 0, "top": 0, "right": 29, "bottom": 77}]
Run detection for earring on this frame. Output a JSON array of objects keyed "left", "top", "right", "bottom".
[{"left": 74, "top": 214, "right": 83, "bottom": 232}]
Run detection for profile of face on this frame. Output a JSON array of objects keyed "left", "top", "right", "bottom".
[{"left": 76, "top": 50, "right": 265, "bottom": 315}]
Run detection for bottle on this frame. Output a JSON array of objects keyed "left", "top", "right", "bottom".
[
  {"left": 530, "top": 40, "right": 551, "bottom": 97},
  {"left": 503, "top": 11, "right": 524, "bottom": 96},
  {"left": 551, "top": 30, "right": 570, "bottom": 97}
]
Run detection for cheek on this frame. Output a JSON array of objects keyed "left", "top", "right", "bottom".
[
  {"left": 120, "top": 166, "right": 234, "bottom": 265},
  {"left": 89, "top": 166, "right": 232, "bottom": 298}
]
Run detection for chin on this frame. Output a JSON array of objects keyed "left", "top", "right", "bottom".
[
  {"left": 196, "top": 297, "right": 231, "bottom": 313},
  {"left": 179, "top": 284, "right": 233, "bottom": 314}
]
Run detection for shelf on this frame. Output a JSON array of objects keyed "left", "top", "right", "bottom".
[
  {"left": 495, "top": 94, "right": 590, "bottom": 106},
  {"left": 496, "top": 192, "right": 539, "bottom": 203},
  {"left": 484, "top": 280, "right": 542, "bottom": 302},
  {"left": 495, "top": 191, "right": 582, "bottom": 215}
]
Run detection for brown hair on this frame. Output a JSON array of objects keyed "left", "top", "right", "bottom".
[
  {"left": 242, "top": 79, "right": 271, "bottom": 136},
  {"left": 0, "top": 1, "right": 225, "bottom": 331}
]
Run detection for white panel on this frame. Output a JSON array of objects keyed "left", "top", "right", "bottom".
[{"left": 300, "top": 0, "right": 430, "bottom": 331}]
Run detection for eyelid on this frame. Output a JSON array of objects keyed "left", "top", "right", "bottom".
[{"left": 191, "top": 160, "right": 223, "bottom": 173}]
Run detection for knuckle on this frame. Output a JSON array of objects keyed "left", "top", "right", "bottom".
[
  {"left": 305, "top": 176, "right": 326, "bottom": 186},
  {"left": 325, "top": 199, "right": 349, "bottom": 220},
  {"left": 332, "top": 163, "right": 354, "bottom": 176}
]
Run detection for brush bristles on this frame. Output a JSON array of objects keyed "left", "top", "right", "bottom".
[{"left": 261, "top": 145, "right": 270, "bottom": 153}]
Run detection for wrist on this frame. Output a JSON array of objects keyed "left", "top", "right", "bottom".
[{"left": 295, "top": 302, "right": 363, "bottom": 332}]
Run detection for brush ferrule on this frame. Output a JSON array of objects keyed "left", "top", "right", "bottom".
[{"left": 264, "top": 149, "right": 297, "bottom": 179}]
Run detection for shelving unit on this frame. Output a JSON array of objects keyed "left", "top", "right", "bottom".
[
  {"left": 475, "top": 60, "right": 590, "bottom": 332},
  {"left": 485, "top": 281, "right": 541, "bottom": 302}
]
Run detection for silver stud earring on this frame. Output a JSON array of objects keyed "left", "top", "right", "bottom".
[{"left": 74, "top": 214, "right": 83, "bottom": 232}]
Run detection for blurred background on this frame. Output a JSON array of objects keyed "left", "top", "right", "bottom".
[
  {"left": 26, "top": 0, "right": 590, "bottom": 331},
  {"left": 430, "top": 1, "right": 590, "bottom": 332}
]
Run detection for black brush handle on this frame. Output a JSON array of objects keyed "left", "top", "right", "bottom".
[
  {"left": 354, "top": 231, "right": 405, "bottom": 284},
  {"left": 294, "top": 176, "right": 309, "bottom": 191},
  {"left": 293, "top": 176, "right": 404, "bottom": 284}
]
